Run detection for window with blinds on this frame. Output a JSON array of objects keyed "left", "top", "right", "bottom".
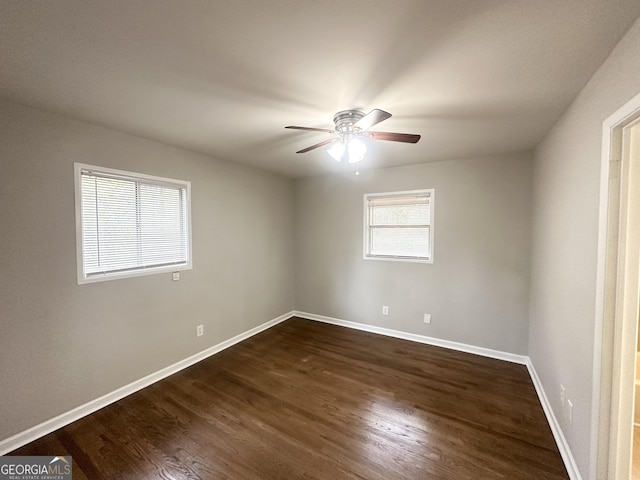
[
  {"left": 364, "top": 189, "right": 434, "bottom": 263},
  {"left": 74, "top": 163, "right": 192, "bottom": 283}
]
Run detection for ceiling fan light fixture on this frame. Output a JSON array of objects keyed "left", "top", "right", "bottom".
[
  {"left": 347, "top": 138, "right": 366, "bottom": 163},
  {"left": 328, "top": 142, "right": 345, "bottom": 162}
]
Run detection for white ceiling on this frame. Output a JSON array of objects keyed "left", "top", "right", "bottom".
[{"left": 1, "top": 1, "right": 639, "bottom": 178}]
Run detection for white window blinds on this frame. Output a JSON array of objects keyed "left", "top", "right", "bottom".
[
  {"left": 364, "top": 190, "right": 433, "bottom": 262},
  {"left": 75, "top": 164, "right": 191, "bottom": 283}
]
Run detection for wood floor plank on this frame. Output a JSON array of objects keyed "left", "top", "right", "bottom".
[{"left": 10, "top": 317, "right": 568, "bottom": 479}]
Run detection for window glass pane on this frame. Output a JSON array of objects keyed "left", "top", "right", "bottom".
[
  {"left": 138, "top": 184, "right": 187, "bottom": 266},
  {"left": 370, "top": 226, "right": 430, "bottom": 257},
  {"left": 83, "top": 176, "right": 139, "bottom": 274}
]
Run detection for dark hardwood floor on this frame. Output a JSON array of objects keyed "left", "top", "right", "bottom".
[{"left": 11, "top": 317, "right": 568, "bottom": 479}]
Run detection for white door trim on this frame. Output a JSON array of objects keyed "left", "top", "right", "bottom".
[{"left": 593, "top": 92, "right": 640, "bottom": 480}]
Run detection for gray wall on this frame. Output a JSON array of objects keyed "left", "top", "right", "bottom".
[
  {"left": 0, "top": 99, "right": 295, "bottom": 441},
  {"left": 294, "top": 153, "right": 533, "bottom": 355},
  {"left": 529, "top": 17, "right": 640, "bottom": 479}
]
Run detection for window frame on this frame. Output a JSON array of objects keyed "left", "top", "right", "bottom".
[
  {"left": 363, "top": 188, "right": 434, "bottom": 264},
  {"left": 74, "top": 163, "right": 192, "bottom": 284}
]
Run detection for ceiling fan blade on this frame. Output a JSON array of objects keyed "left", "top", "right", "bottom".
[
  {"left": 354, "top": 109, "right": 392, "bottom": 130},
  {"left": 285, "top": 126, "right": 334, "bottom": 133},
  {"left": 296, "top": 138, "right": 335, "bottom": 154},
  {"left": 369, "top": 131, "right": 421, "bottom": 143}
]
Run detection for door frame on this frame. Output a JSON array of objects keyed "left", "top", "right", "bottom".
[{"left": 593, "top": 92, "right": 640, "bottom": 480}]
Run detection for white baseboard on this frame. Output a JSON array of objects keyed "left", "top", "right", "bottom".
[
  {"left": 292, "top": 311, "right": 528, "bottom": 364},
  {"left": 526, "top": 360, "right": 582, "bottom": 480},
  {"left": 0, "top": 311, "right": 295, "bottom": 455}
]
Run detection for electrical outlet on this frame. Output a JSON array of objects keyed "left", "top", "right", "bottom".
[
  {"left": 567, "top": 399, "right": 574, "bottom": 424},
  {"left": 423, "top": 313, "right": 431, "bottom": 324},
  {"left": 196, "top": 324, "right": 204, "bottom": 337},
  {"left": 172, "top": 272, "right": 180, "bottom": 281},
  {"left": 382, "top": 305, "right": 389, "bottom": 316},
  {"left": 560, "top": 384, "right": 566, "bottom": 407}
]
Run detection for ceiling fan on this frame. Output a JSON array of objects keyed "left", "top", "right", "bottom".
[{"left": 285, "top": 109, "right": 420, "bottom": 165}]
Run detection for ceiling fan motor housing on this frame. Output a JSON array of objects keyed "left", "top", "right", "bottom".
[{"left": 333, "top": 110, "right": 365, "bottom": 134}]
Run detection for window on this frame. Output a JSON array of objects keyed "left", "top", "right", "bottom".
[
  {"left": 363, "top": 189, "right": 434, "bottom": 263},
  {"left": 74, "top": 163, "right": 192, "bottom": 284}
]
